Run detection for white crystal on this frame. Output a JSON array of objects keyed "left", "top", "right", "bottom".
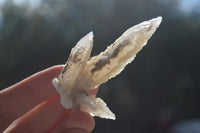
[{"left": 52, "top": 16, "right": 162, "bottom": 120}]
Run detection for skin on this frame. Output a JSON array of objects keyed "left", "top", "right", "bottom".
[{"left": 0, "top": 65, "right": 97, "bottom": 133}]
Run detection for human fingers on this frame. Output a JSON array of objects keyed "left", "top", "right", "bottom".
[
  {"left": 0, "top": 65, "right": 64, "bottom": 128},
  {"left": 4, "top": 96, "right": 95, "bottom": 133},
  {"left": 88, "top": 88, "right": 98, "bottom": 95},
  {"left": 49, "top": 111, "right": 95, "bottom": 133},
  {"left": 4, "top": 96, "right": 70, "bottom": 133}
]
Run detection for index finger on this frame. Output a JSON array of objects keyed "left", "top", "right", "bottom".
[{"left": 0, "top": 65, "right": 64, "bottom": 124}]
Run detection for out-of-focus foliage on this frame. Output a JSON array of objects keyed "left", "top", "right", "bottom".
[{"left": 0, "top": 0, "right": 200, "bottom": 133}]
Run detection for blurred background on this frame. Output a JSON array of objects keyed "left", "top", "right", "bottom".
[{"left": 0, "top": 0, "right": 200, "bottom": 132}]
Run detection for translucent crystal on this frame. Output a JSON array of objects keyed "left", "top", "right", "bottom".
[{"left": 52, "top": 16, "right": 162, "bottom": 120}]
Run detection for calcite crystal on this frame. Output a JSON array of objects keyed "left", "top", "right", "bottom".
[{"left": 52, "top": 16, "right": 162, "bottom": 120}]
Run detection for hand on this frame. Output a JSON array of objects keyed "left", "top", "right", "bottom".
[{"left": 0, "top": 65, "right": 96, "bottom": 133}]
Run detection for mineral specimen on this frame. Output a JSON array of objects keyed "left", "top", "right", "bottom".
[{"left": 52, "top": 16, "right": 162, "bottom": 120}]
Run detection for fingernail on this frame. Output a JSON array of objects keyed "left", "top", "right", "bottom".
[{"left": 68, "top": 128, "right": 88, "bottom": 133}]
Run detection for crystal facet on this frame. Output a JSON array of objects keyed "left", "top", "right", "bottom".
[{"left": 52, "top": 17, "right": 162, "bottom": 120}]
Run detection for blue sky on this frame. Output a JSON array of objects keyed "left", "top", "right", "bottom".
[
  {"left": 0, "top": 0, "right": 41, "bottom": 8},
  {"left": 14, "top": 0, "right": 41, "bottom": 7},
  {"left": 0, "top": 0, "right": 200, "bottom": 14},
  {"left": 179, "top": 0, "right": 200, "bottom": 14}
]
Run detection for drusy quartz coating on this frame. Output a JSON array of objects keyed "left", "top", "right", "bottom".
[{"left": 52, "top": 17, "right": 162, "bottom": 120}]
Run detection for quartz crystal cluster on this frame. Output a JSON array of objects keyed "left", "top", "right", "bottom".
[{"left": 52, "top": 17, "right": 162, "bottom": 120}]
